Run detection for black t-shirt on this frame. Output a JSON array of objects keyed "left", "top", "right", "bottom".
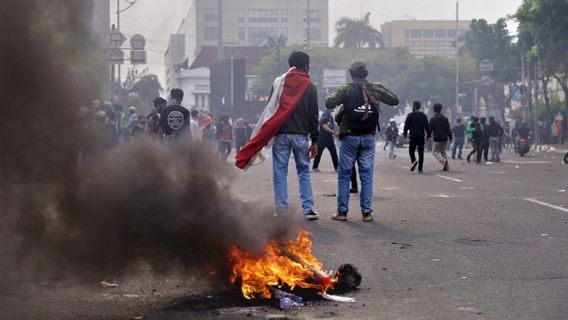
[
  {"left": 158, "top": 105, "right": 190, "bottom": 136},
  {"left": 318, "top": 113, "right": 335, "bottom": 138}
]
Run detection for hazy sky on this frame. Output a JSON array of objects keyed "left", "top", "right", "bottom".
[{"left": 114, "top": 0, "right": 524, "bottom": 85}]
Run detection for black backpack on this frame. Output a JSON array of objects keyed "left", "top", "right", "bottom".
[{"left": 344, "top": 83, "right": 380, "bottom": 133}]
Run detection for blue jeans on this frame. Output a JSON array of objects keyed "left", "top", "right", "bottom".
[
  {"left": 338, "top": 135, "right": 376, "bottom": 214},
  {"left": 272, "top": 134, "right": 314, "bottom": 215},
  {"left": 452, "top": 137, "right": 464, "bottom": 158}
]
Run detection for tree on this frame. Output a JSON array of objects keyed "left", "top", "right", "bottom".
[
  {"left": 120, "top": 68, "right": 163, "bottom": 113},
  {"left": 464, "top": 18, "right": 520, "bottom": 122},
  {"left": 334, "top": 13, "right": 383, "bottom": 49},
  {"left": 515, "top": 0, "right": 568, "bottom": 112}
]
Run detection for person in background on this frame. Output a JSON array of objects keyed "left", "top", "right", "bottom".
[
  {"left": 452, "top": 118, "right": 466, "bottom": 160},
  {"left": 125, "top": 106, "right": 138, "bottom": 140},
  {"left": 234, "top": 119, "right": 249, "bottom": 153},
  {"left": 112, "top": 104, "right": 127, "bottom": 144},
  {"left": 384, "top": 120, "right": 399, "bottom": 159},
  {"left": 147, "top": 97, "right": 167, "bottom": 136},
  {"left": 429, "top": 103, "right": 452, "bottom": 171},
  {"left": 467, "top": 117, "right": 482, "bottom": 163},
  {"left": 404, "top": 101, "right": 430, "bottom": 173},
  {"left": 487, "top": 116, "right": 503, "bottom": 162},
  {"left": 190, "top": 109, "right": 201, "bottom": 142},
  {"left": 312, "top": 110, "right": 339, "bottom": 172},
  {"left": 477, "top": 117, "right": 490, "bottom": 163},
  {"left": 131, "top": 115, "right": 148, "bottom": 139},
  {"left": 216, "top": 115, "right": 233, "bottom": 160},
  {"left": 201, "top": 115, "right": 215, "bottom": 142}
]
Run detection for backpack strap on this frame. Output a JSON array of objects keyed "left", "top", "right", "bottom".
[{"left": 363, "top": 85, "right": 381, "bottom": 113}]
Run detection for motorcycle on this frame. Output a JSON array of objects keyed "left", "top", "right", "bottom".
[{"left": 516, "top": 137, "right": 530, "bottom": 156}]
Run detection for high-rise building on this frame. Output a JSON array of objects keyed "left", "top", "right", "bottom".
[{"left": 381, "top": 20, "right": 470, "bottom": 57}]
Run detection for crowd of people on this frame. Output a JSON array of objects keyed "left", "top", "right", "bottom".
[{"left": 85, "top": 88, "right": 254, "bottom": 160}]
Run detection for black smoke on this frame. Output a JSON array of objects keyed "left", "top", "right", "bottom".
[{"left": 0, "top": 0, "right": 292, "bottom": 283}]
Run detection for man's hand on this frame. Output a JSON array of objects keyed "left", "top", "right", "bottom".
[{"left": 309, "top": 144, "right": 318, "bottom": 159}]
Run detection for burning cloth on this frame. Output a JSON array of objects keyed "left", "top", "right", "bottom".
[{"left": 235, "top": 67, "right": 311, "bottom": 170}]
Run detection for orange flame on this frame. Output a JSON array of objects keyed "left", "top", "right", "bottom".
[{"left": 228, "top": 230, "right": 332, "bottom": 299}]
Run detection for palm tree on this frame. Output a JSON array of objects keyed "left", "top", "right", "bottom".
[{"left": 334, "top": 13, "right": 384, "bottom": 48}]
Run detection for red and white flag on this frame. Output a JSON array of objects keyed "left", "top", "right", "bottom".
[{"left": 235, "top": 68, "right": 311, "bottom": 170}]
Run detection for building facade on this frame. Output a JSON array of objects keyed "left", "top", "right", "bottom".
[
  {"left": 381, "top": 20, "right": 471, "bottom": 57},
  {"left": 164, "top": 0, "right": 329, "bottom": 108}
]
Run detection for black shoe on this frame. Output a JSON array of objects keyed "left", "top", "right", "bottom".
[
  {"left": 410, "top": 161, "right": 418, "bottom": 172},
  {"left": 418, "top": 170, "right": 423, "bottom": 174},
  {"left": 349, "top": 188, "right": 358, "bottom": 194},
  {"left": 466, "top": 155, "right": 471, "bottom": 163},
  {"left": 443, "top": 161, "right": 449, "bottom": 171},
  {"left": 452, "top": 156, "right": 456, "bottom": 160},
  {"left": 305, "top": 211, "right": 320, "bottom": 221},
  {"left": 362, "top": 212, "right": 374, "bottom": 222},
  {"left": 458, "top": 157, "right": 463, "bottom": 160}
]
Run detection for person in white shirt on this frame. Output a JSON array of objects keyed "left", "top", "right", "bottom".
[{"left": 190, "top": 110, "right": 202, "bottom": 141}]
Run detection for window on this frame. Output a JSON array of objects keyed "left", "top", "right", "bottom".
[
  {"left": 404, "top": 30, "right": 410, "bottom": 39},
  {"left": 202, "top": 9, "right": 218, "bottom": 22},
  {"left": 203, "top": 27, "right": 218, "bottom": 40},
  {"left": 410, "top": 29, "right": 422, "bottom": 38},
  {"left": 238, "top": 28, "right": 245, "bottom": 40},
  {"left": 447, "top": 29, "right": 457, "bottom": 38},
  {"left": 238, "top": 9, "right": 246, "bottom": 23},
  {"left": 281, "top": 9, "right": 288, "bottom": 23},
  {"left": 248, "top": 9, "right": 278, "bottom": 22},
  {"left": 422, "top": 29, "right": 434, "bottom": 38},
  {"left": 248, "top": 27, "right": 278, "bottom": 45},
  {"left": 435, "top": 29, "right": 447, "bottom": 38},
  {"left": 310, "top": 28, "right": 322, "bottom": 42}
]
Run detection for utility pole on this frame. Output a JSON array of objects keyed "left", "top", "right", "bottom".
[
  {"left": 217, "top": 0, "right": 224, "bottom": 62},
  {"left": 306, "top": 0, "right": 311, "bottom": 47},
  {"left": 455, "top": 1, "right": 460, "bottom": 116},
  {"left": 117, "top": 0, "right": 121, "bottom": 84}
]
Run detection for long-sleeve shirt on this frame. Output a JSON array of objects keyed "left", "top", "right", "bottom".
[
  {"left": 404, "top": 111, "right": 430, "bottom": 140},
  {"left": 278, "top": 83, "right": 319, "bottom": 144},
  {"left": 452, "top": 124, "right": 466, "bottom": 139},
  {"left": 429, "top": 113, "right": 452, "bottom": 142},
  {"left": 325, "top": 80, "right": 399, "bottom": 135}
]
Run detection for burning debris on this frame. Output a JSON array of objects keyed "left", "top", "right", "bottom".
[{"left": 228, "top": 230, "right": 360, "bottom": 306}]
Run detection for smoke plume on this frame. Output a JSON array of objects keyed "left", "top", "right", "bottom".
[{"left": 0, "top": 0, "right": 292, "bottom": 283}]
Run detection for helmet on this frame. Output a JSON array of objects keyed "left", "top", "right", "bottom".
[{"left": 128, "top": 106, "right": 137, "bottom": 112}]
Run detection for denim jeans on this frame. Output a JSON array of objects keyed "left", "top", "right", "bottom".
[
  {"left": 338, "top": 134, "right": 376, "bottom": 214},
  {"left": 272, "top": 134, "right": 314, "bottom": 215},
  {"left": 452, "top": 137, "right": 464, "bottom": 158},
  {"left": 385, "top": 140, "right": 396, "bottom": 158}
]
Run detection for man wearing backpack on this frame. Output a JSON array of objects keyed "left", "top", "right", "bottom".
[{"left": 325, "top": 60, "right": 399, "bottom": 222}]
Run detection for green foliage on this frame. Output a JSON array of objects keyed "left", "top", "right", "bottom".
[
  {"left": 119, "top": 68, "right": 163, "bottom": 114},
  {"left": 464, "top": 18, "right": 519, "bottom": 83},
  {"left": 334, "top": 13, "right": 384, "bottom": 48},
  {"left": 253, "top": 47, "right": 478, "bottom": 115}
]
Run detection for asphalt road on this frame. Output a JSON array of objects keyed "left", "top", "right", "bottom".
[{"left": 1, "top": 143, "right": 567, "bottom": 320}]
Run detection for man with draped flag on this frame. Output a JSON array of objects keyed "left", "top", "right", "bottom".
[{"left": 235, "top": 51, "right": 320, "bottom": 220}]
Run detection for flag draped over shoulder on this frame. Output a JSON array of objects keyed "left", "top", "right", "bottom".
[{"left": 235, "top": 68, "right": 311, "bottom": 170}]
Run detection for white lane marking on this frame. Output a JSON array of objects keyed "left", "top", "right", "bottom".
[
  {"left": 436, "top": 175, "right": 463, "bottom": 183},
  {"left": 382, "top": 187, "right": 400, "bottom": 191},
  {"left": 502, "top": 160, "right": 552, "bottom": 164},
  {"left": 323, "top": 179, "right": 338, "bottom": 183},
  {"left": 459, "top": 187, "right": 475, "bottom": 190},
  {"left": 524, "top": 198, "right": 568, "bottom": 213}
]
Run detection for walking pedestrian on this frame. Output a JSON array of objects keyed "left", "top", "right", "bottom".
[
  {"left": 234, "top": 119, "right": 248, "bottom": 153},
  {"left": 216, "top": 116, "right": 233, "bottom": 160},
  {"left": 487, "top": 116, "right": 503, "bottom": 162},
  {"left": 384, "top": 120, "right": 399, "bottom": 159},
  {"left": 477, "top": 117, "right": 490, "bottom": 163},
  {"left": 147, "top": 97, "right": 167, "bottom": 136},
  {"left": 312, "top": 110, "right": 338, "bottom": 172},
  {"left": 403, "top": 101, "right": 431, "bottom": 173},
  {"left": 466, "top": 117, "right": 482, "bottom": 163},
  {"left": 429, "top": 103, "right": 452, "bottom": 171},
  {"left": 452, "top": 118, "right": 466, "bottom": 159},
  {"left": 325, "top": 60, "right": 399, "bottom": 221},
  {"left": 190, "top": 110, "right": 201, "bottom": 142},
  {"left": 235, "top": 51, "right": 320, "bottom": 220}
]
